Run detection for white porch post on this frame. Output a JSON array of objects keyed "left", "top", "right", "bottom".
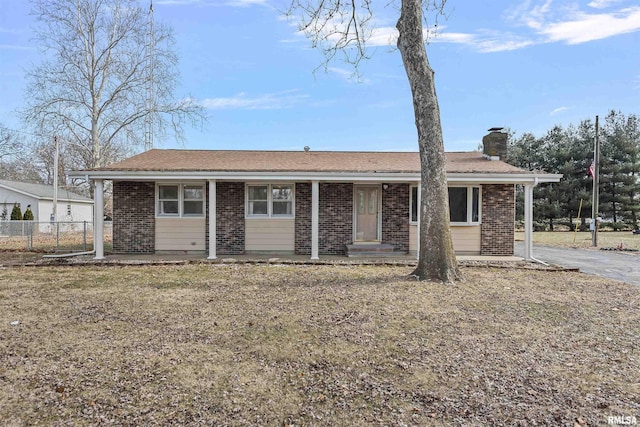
[
  {"left": 311, "top": 180, "right": 319, "bottom": 260},
  {"left": 94, "top": 179, "right": 104, "bottom": 259},
  {"left": 524, "top": 183, "right": 533, "bottom": 261},
  {"left": 416, "top": 184, "right": 421, "bottom": 259},
  {"left": 208, "top": 180, "right": 217, "bottom": 259}
]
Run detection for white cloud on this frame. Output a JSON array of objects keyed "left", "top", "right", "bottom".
[
  {"left": 284, "top": 1, "right": 640, "bottom": 55},
  {"left": 199, "top": 90, "right": 308, "bottom": 110},
  {"left": 155, "top": 0, "right": 202, "bottom": 5},
  {"left": 327, "top": 67, "right": 372, "bottom": 84},
  {"left": 550, "top": 107, "right": 569, "bottom": 115},
  {"left": 588, "top": 0, "right": 623, "bottom": 9},
  {"left": 364, "top": 25, "right": 533, "bottom": 53},
  {"left": 367, "top": 26, "right": 398, "bottom": 47},
  {"left": 432, "top": 32, "right": 475, "bottom": 44},
  {"left": 504, "top": 0, "right": 553, "bottom": 29},
  {"left": 226, "top": 0, "right": 268, "bottom": 6},
  {"left": 475, "top": 38, "right": 535, "bottom": 52},
  {"left": 428, "top": 29, "right": 534, "bottom": 53},
  {"left": 327, "top": 67, "right": 354, "bottom": 79},
  {"left": 539, "top": 6, "right": 640, "bottom": 44}
]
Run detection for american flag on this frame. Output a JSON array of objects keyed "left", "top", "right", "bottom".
[{"left": 588, "top": 160, "right": 595, "bottom": 178}]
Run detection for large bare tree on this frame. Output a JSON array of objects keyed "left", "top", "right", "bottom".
[
  {"left": 0, "top": 125, "right": 20, "bottom": 161},
  {"left": 22, "top": 0, "right": 203, "bottom": 185},
  {"left": 289, "top": 0, "right": 461, "bottom": 282}
]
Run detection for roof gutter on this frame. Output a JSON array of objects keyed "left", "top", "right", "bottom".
[{"left": 69, "top": 170, "right": 562, "bottom": 184}]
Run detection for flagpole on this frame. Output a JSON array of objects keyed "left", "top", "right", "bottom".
[{"left": 591, "top": 115, "right": 599, "bottom": 247}]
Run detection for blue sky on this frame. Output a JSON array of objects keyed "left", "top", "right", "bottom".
[{"left": 0, "top": 0, "right": 639, "bottom": 152}]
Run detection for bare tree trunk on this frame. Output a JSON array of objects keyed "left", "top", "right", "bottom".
[{"left": 397, "top": 0, "right": 461, "bottom": 283}]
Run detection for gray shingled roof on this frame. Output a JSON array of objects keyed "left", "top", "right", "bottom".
[{"left": 0, "top": 180, "right": 92, "bottom": 202}]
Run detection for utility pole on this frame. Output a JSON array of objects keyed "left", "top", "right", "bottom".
[
  {"left": 592, "top": 115, "right": 600, "bottom": 247},
  {"left": 144, "top": 0, "right": 155, "bottom": 150},
  {"left": 52, "top": 135, "right": 59, "bottom": 223}
]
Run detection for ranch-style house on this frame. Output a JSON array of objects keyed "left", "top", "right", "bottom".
[{"left": 72, "top": 131, "right": 561, "bottom": 260}]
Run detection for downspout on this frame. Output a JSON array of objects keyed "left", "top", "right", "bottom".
[{"left": 43, "top": 250, "right": 95, "bottom": 259}]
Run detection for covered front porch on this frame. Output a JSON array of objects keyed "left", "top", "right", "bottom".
[{"left": 89, "top": 178, "right": 544, "bottom": 262}]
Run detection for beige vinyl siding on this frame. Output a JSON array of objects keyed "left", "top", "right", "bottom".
[
  {"left": 156, "top": 217, "right": 206, "bottom": 251},
  {"left": 409, "top": 224, "right": 417, "bottom": 254},
  {"left": 245, "top": 219, "right": 295, "bottom": 252},
  {"left": 450, "top": 226, "right": 481, "bottom": 254},
  {"left": 409, "top": 224, "right": 481, "bottom": 255}
]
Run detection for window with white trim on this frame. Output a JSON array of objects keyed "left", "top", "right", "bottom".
[
  {"left": 157, "top": 184, "right": 205, "bottom": 217},
  {"left": 410, "top": 185, "right": 480, "bottom": 225},
  {"left": 247, "top": 184, "right": 294, "bottom": 218}
]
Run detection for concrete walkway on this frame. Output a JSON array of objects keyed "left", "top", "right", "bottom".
[{"left": 515, "top": 242, "right": 640, "bottom": 286}]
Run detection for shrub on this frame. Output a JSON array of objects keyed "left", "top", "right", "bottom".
[
  {"left": 10, "top": 203, "right": 22, "bottom": 221},
  {"left": 23, "top": 207, "right": 34, "bottom": 221}
]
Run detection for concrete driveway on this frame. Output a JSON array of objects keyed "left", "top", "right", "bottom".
[{"left": 515, "top": 242, "right": 640, "bottom": 286}]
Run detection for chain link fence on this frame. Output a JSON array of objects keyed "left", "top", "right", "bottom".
[{"left": 0, "top": 221, "right": 113, "bottom": 253}]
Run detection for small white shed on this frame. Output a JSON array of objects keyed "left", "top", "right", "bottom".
[{"left": 0, "top": 179, "right": 93, "bottom": 223}]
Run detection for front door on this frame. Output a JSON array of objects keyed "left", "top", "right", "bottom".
[{"left": 355, "top": 186, "right": 380, "bottom": 241}]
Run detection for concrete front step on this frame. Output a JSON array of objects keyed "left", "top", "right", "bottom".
[{"left": 345, "top": 243, "right": 407, "bottom": 258}]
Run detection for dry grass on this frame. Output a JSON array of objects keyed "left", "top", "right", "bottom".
[
  {"left": 1, "top": 264, "right": 639, "bottom": 426},
  {"left": 0, "top": 229, "right": 113, "bottom": 254},
  {"left": 515, "top": 230, "right": 640, "bottom": 250}
]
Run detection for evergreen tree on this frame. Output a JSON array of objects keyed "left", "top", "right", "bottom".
[
  {"left": 599, "top": 111, "right": 640, "bottom": 228},
  {"left": 23, "top": 206, "right": 34, "bottom": 221},
  {"left": 10, "top": 203, "right": 22, "bottom": 221},
  {"left": 551, "top": 121, "right": 595, "bottom": 228}
]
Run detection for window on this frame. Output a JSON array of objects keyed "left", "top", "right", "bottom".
[
  {"left": 157, "top": 184, "right": 205, "bottom": 217},
  {"left": 248, "top": 185, "right": 268, "bottom": 216},
  {"left": 410, "top": 185, "right": 480, "bottom": 225},
  {"left": 247, "top": 184, "right": 294, "bottom": 218},
  {"left": 272, "top": 185, "right": 293, "bottom": 216},
  {"left": 183, "top": 185, "right": 204, "bottom": 215},
  {"left": 411, "top": 186, "right": 419, "bottom": 223}
]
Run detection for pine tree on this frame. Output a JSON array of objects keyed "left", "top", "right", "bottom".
[
  {"left": 599, "top": 111, "right": 640, "bottom": 229},
  {"left": 10, "top": 203, "right": 22, "bottom": 220},
  {"left": 23, "top": 206, "right": 34, "bottom": 221}
]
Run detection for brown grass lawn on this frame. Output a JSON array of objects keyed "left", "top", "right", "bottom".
[
  {"left": 515, "top": 230, "right": 640, "bottom": 251},
  {"left": 1, "top": 264, "right": 639, "bottom": 426}
]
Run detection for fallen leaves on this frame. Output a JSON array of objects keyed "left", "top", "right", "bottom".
[{"left": 0, "top": 264, "right": 638, "bottom": 425}]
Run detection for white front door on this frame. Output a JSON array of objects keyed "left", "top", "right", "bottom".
[{"left": 355, "top": 186, "right": 380, "bottom": 241}]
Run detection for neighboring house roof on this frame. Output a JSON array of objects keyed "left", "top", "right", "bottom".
[
  {"left": 0, "top": 180, "right": 93, "bottom": 204},
  {"left": 72, "top": 149, "right": 562, "bottom": 184}
]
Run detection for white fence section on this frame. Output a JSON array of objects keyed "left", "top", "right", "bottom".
[{"left": 0, "top": 220, "right": 113, "bottom": 253}]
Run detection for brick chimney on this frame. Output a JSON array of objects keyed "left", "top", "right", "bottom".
[{"left": 482, "top": 127, "right": 508, "bottom": 161}]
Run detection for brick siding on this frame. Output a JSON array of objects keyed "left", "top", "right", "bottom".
[
  {"left": 295, "top": 183, "right": 312, "bottom": 255},
  {"left": 381, "top": 183, "right": 409, "bottom": 252},
  {"left": 319, "top": 183, "right": 353, "bottom": 255},
  {"left": 112, "top": 181, "right": 155, "bottom": 253},
  {"left": 216, "top": 182, "right": 245, "bottom": 254},
  {"left": 481, "top": 184, "right": 515, "bottom": 256}
]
